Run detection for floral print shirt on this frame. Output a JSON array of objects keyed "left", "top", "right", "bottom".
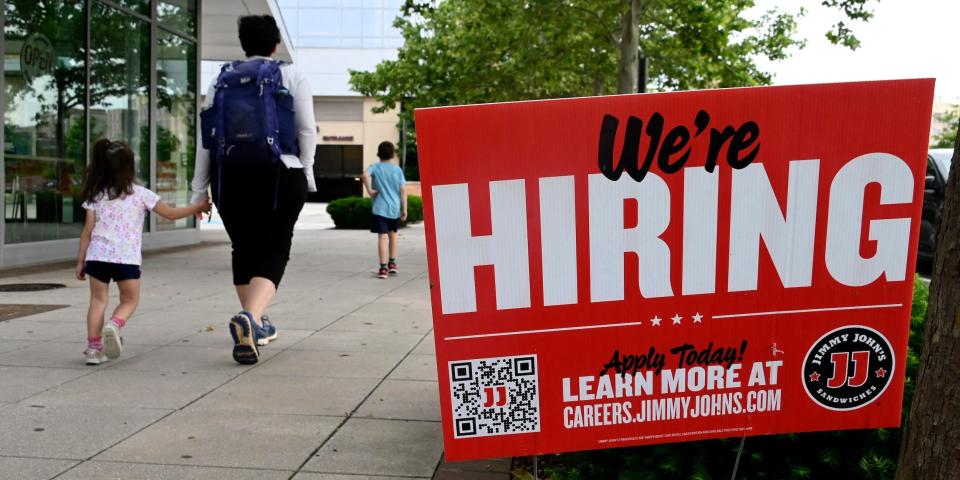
[{"left": 83, "top": 185, "right": 160, "bottom": 266}]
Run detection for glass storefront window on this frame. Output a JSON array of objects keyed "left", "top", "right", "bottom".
[
  {"left": 1, "top": 0, "right": 202, "bottom": 255},
  {"left": 3, "top": 0, "right": 87, "bottom": 243},
  {"left": 158, "top": 0, "right": 196, "bottom": 37},
  {"left": 155, "top": 31, "right": 196, "bottom": 231},
  {"left": 90, "top": 2, "right": 151, "bottom": 190},
  {"left": 110, "top": 0, "right": 150, "bottom": 17}
]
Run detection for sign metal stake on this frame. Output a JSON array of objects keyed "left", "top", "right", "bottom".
[{"left": 730, "top": 436, "right": 746, "bottom": 480}]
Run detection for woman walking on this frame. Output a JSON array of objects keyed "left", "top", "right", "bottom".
[{"left": 191, "top": 15, "right": 316, "bottom": 364}]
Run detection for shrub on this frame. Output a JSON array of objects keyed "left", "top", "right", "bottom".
[
  {"left": 536, "top": 276, "right": 930, "bottom": 480},
  {"left": 326, "top": 196, "right": 372, "bottom": 229},
  {"left": 406, "top": 195, "right": 424, "bottom": 223},
  {"left": 326, "top": 195, "right": 424, "bottom": 229}
]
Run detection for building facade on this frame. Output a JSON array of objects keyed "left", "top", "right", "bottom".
[{"left": 0, "top": 0, "right": 294, "bottom": 267}]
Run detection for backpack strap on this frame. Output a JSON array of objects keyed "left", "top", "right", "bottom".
[
  {"left": 212, "top": 59, "right": 259, "bottom": 212},
  {"left": 213, "top": 64, "right": 232, "bottom": 210},
  {"left": 255, "top": 60, "right": 284, "bottom": 161}
]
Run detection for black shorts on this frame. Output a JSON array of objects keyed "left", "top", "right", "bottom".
[
  {"left": 370, "top": 214, "right": 399, "bottom": 234},
  {"left": 211, "top": 162, "right": 307, "bottom": 287},
  {"left": 85, "top": 261, "right": 141, "bottom": 283}
]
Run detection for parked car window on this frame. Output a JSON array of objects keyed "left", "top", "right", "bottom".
[{"left": 929, "top": 149, "right": 952, "bottom": 179}]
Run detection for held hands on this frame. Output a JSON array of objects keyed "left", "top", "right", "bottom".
[{"left": 193, "top": 198, "right": 213, "bottom": 220}]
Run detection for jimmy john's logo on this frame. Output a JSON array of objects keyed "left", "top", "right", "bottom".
[{"left": 802, "top": 326, "right": 894, "bottom": 410}]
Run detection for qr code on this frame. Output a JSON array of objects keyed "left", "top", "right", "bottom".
[{"left": 449, "top": 355, "right": 540, "bottom": 438}]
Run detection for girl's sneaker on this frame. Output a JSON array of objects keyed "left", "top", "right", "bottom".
[
  {"left": 102, "top": 322, "right": 123, "bottom": 359},
  {"left": 377, "top": 267, "right": 389, "bottom": 279},
  {"left": 84, "top": 348, "right": 108, "bottom": 365},
  {"left": 229, "top": 312, "right": 259, "bottom": 365},
  {"left": 388, "top": 262, "right": 398, "bottom": 275}
]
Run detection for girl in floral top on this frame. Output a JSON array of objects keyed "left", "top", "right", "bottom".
[{"left": 76, "top": 139, "right": 210, "bottom": 365}]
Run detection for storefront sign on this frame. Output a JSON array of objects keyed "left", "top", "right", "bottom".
[
  {"left": 322, "top": 135, "right": 354, "bottom": 142},
  {"left": 20, "top": 33, "right": 54, "bottom": 83},
  {"left": 414, "top": 80, "right": 934, "bottom": 461}
]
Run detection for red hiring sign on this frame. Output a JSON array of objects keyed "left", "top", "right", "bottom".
[{"left": 415, "top": 80, "right": 934, "bottom": 461}]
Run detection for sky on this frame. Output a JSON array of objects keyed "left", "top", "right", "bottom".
[{"left": 750, "top": 0, "right": 958, "bottom": 103}]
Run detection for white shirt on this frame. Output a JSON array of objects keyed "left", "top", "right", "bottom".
[
  {"left": 83, "top": 185, "right": 160, "bottom": 266},
  {"left": 191, "top": 56, "right": 317, "bottom": 203}
]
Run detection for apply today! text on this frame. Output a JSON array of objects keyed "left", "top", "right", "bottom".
[{"left": 560, "top": 341, "right": 783, "bottom": 429}]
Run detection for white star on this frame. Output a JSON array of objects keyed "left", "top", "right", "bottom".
[
  {"left": 692, "top": 312, "right": 703, "bottom": 323},
  {"left": 671, "top": 314, "right": 682, "bottom": 325},
  {"left": 650, "top": 316, "right": 662, "bottom": 326}
]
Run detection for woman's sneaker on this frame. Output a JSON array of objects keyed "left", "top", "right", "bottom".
[
  {"left": 257, "top": 315, "right": 278, "bottom": 346},
  {"left": 388, "top": 261, "right": 398, "bottom": 275},
  {"left": 84, "top": 348, "right": 108, "bottom": 365},
  {"left": 102, "top": 323, "right": 123, "bottom": 359},
  {"left": 377, "top": 267, "right": 389, "bottom": 279},
  {"left": 229, "top": 312, "right": 259, "bottom": 365}
]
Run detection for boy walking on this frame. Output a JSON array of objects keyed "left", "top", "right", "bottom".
[{"left": 363, "top": 141, "right": 407, "bottom": 279}]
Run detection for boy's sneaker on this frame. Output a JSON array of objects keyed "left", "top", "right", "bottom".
[
  {"left": 257, "top": 315, "right": 278, "bottom": 346},
  {"left": 388, "top": 262, "right": 398, "bottom": 275},
  {"left": 84, "top": 348, "right": 108, "bottom": 365},
  {"left": 377, "top": 267, "right": 389, "bottom": 279},
  {"left": 102, "top": 323, "right": 123, "bottom": 359},
  {"left": 229, "top": 312, "right": 259, "bottom": 365}
]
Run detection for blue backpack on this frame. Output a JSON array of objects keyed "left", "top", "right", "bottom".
[{"left": 199, "top": 58, "right": 300, "bottom": 207}]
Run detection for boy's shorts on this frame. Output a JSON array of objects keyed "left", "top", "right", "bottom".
[
  {"left": 84, "top": 261, "right": 142, "bottom": 283},
  {"left": 370, "top": 214, "right": 399, "bottom": 234}
]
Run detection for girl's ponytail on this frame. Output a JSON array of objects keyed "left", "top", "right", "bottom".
[
  {"left": 80, "top": 139, "right": 136, "bottom": 204},
  {"left": 91, "top": 138, "right": 111, "bottom": 166}
]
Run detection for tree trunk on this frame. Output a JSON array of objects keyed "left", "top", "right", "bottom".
[
  {"left": 616, "top": 0, "right": 639, "bottom": 94},
  {"left": 895, "top": 121, "right": 960, "bottom": 479}
]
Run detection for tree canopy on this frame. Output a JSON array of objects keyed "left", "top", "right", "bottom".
[
  {"left": 932, "top": 107, "right": 959, "bottom": 149},
  {"left": 350, "top": 0, "right": 877, "bottom": 118}
]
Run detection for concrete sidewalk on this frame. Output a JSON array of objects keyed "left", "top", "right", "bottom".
[{"left": 0, "top": 221, "right": 462, "bottom": 479}]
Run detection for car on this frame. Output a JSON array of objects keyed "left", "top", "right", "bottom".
[{"left": 919, "top": 148, "right": 954, "bottom": 261}]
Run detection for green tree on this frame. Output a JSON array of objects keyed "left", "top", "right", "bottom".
[
  {"left": 351, "top": 0, "right": 879, "bottom": 105},
  {"left": 66, "top": 116, "right": 104, "bottom": 173},
  {"left": 931, "top": 107, "right": 959, "bottom": 148},
  {"left": 350, "top": 0, "right": 878, "bottom": 174},
  {"left": 139, "top": 124, "right": 180, "bottom": 169}
]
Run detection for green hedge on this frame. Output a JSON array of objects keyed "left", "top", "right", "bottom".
[
  {"left": 407, "top": 195, "right": 424, "bottom": 223},
  {"left": 531, "top": 276, "right": 930, "bottom": 480},
  {"left": 326, "top": 195, "right": 423, "bottom": 229}
]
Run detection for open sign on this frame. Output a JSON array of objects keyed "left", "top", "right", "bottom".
[{"left": 21, "top": 33, "right": 54, "bottom": 83}]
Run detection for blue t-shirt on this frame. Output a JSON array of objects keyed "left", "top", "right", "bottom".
[{"left": 369, "top": 162, "right": 406, "bottom": 219}]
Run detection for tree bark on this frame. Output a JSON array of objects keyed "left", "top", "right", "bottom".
[
  {"left": 616, "top": 0, "right": 639, "bottom": 94},
  {"left": 895, "top": 120, "right": 960, "bottom": 479}
]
